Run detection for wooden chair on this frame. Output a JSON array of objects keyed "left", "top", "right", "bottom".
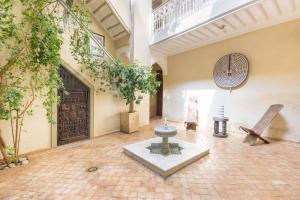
[{"left": 239, "top": 104, "right": 284, "bottom": 146}]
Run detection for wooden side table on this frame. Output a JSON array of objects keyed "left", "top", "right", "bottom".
[{"left": 213, "top": 117, "right": 229, "bottom": 138}]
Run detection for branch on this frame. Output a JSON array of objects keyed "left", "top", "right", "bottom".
[
  {"left": 0, "top": 58, "right": 17, "bottom": 77},
  {"left": 19, "top": 81, "right": 35, "bottom": 117},
  {"left": 16, "top": 111, "right": 25, "bottom": 157},
  {"left": 0, "top": 47, "right": 25, "bottom": 76},
  {"left": 9, "top": 107, "right": 15, "bottom": 145}
]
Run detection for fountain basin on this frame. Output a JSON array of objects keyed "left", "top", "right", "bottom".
[
  {"left": 153, "top": 126, "right": 178, "bottom": 155},
  {"left": 123, "top": 137, "right": 209, "bottom": 177},
  {"left": 154, "top": 126, "right": 177, "bottom": 137}
]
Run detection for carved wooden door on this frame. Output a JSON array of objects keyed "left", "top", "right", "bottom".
[
  {"left": 156, "top": 70, "right": 163, "bottom": 116},
  {"left": 57, "top": 67, "right": 90, "bottom": 145}
]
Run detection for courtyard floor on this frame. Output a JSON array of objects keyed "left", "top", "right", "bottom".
[{"left": 0, "top": 119, "right": 300, "bottom": 200}]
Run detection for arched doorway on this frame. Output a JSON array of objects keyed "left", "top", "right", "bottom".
[
  {"left": 57, "top": 66, "right": 90, "bottom": 145},
  {"left": 150, "top": 63, "right": 163, "bottom": 118}
]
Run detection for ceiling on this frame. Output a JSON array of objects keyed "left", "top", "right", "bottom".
[
  {"left": 150, "top": 0, "right": 300, "bottom": 56},
  {"left": 86, "top": 0, "right": 129, "bottom": 40}
]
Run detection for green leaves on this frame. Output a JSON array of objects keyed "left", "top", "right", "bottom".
[
  {"left": 0, "top": 0, "right": 16, "bottom": 51},
  {"left": 106, "top": 61, "right": 161, "bottom": 112},
  {"left": 6, "top": 145, "right": 17, "bottom": 164},
  {"left": 0, "top": 89, "right": 23, "bottom": 120},
  {"left": 0, "top": 0, "right": 64, "bottom": 123}
]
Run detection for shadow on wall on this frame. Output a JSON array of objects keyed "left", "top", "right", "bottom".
[{"left": 265, "top": 114, "right": 289, "bottom": 140}]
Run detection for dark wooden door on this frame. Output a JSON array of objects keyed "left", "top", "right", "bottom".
[
  {"left": 156, "top": 70, "right": 163, "bottom": 116},
  {"left": 57, "top": 67, "right": 90, "bottom": 145}
]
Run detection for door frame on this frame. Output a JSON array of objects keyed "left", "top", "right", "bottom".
[
  {"left": 156, "top": 69, "right": 163, "bottom": 117},
  {"left": 51, "top": 60, "right": 94, "bottom": 147}
]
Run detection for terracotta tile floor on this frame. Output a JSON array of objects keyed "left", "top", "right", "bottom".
[{"left": 1, "top": 119, "right": 300, "bottom": 200}]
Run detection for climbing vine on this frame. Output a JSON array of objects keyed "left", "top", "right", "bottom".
[
  {"left": 0, "top": 0, "right": 160, "bottom": 163},
  {"left": 0, "top": 0, "right": 96, "bottom": 162}
]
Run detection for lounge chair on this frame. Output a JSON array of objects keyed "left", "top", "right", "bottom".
[{"left": 239, "top": 104, "right": 284, "bottom": 146}]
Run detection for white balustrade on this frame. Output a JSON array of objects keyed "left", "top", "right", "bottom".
[{"left": 152, "top": 0, "right": 212, "bottom": 33}]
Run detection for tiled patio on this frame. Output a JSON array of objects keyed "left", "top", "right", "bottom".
[{"left": 0, "top": 119, "right": 300, "bottom": 200}]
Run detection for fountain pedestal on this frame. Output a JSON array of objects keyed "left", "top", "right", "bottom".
[{"left": 154, "top": 126, "right": 177, "bottom": 155}]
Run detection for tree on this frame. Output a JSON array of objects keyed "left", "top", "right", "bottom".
[
  {"left": 0, "top": 0, "right": 160, "bottom": 163},
  {"left": 0, "top": 0, "right": 96, "bottom": 163},
  {"left": 107, "top": 61, "right": 160, "bottom": 113}
]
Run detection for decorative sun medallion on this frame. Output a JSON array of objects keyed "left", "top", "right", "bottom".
[{"left": 213, "top": 53, "right": 249, "bottom": 91}]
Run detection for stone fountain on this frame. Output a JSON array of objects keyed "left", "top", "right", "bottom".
[
  {"left": 147, "top": 125, "right": 183, "bottom": 155},
  {"left": 123, "top": 119, "right": 209, "bottom": 177}
]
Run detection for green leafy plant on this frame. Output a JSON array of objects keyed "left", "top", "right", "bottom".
[
  {"left": 6, "top": 145, "right": 17, "bottom": 164},
  {"left": 0, "top": 0, "right": 97, "bottom": 160},
  {"left": 0, "top": 0, "right": 160, "bottom": 162},
  {"left": 107, "top": 61, "right": 161, "bottom": 113}
]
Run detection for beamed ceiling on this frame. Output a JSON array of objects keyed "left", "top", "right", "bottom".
[
  {"left": 86, "top": 0, "right": 129, "bottom": 40},
  {"left": 151, "top": 0, "right": 300, "bottom": 56}
]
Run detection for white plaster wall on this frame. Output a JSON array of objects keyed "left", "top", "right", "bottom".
[
  {"left": 165, "top": 20, "right": 300, "bottom": 142},
  {"left": 131, "top": 0, "right": 153, "bottom": 126}
]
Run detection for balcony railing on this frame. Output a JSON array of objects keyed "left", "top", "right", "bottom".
[
  {"left": 152, "top": 0, "right": 212, "bottom": 33},
  {"left": 52, "top": 0, "right": 115, "bottom": 62}
]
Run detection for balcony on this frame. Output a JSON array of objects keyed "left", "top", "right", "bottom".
[{"left": 151, "top": 0, "right": 300, "bottom": 55}]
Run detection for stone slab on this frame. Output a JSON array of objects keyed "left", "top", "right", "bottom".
[{"left": 123, "top": 137, "right": 209, "bottom": 177}]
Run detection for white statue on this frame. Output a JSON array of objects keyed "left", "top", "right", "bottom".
[{"left": 185, "top": 96, "right": 199, "bottom": 131}]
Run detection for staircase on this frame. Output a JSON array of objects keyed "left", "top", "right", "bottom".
[{"left": 86, "top": 0, "right": 130, "bottom": 40}]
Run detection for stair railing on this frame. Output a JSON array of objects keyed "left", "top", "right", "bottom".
[{"left": 55, "top": 0, "right": 116, "bottom": 63}]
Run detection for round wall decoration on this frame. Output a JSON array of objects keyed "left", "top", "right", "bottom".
[{"left": 213, "top": 53, "right": 249, "bottom": 90}]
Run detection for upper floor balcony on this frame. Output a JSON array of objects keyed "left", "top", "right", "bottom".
[
  {"left": 151, "top": 0, "right": 300, "bottom": 55},
  {"left": 152, "top": 0, "right": 259, "bottom": 44}
]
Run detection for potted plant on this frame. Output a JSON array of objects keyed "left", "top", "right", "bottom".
[{"left": 107, "top": 61, "right": 160, "bottom": 133}]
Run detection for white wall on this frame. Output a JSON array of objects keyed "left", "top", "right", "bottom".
[
  {"left": 130, "top": 0, "right": 152, "bottom": 126},
  {"left": 165, "top": 20, "right": 300, "bottom": 142}
]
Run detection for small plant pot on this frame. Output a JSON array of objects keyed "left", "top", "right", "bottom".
[{"left": 120, "top": 112, "right": 139, "bottom": 133}]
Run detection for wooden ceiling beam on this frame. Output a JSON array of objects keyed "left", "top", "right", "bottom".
[
  {"left": 93, "top": 2, "right": 106, "bottom": 14},
  {"left": 272, "top": 0, "right": 282, "bottom": 15},
  {"left": 233, "top": 13, "right": 246, "bottom": 27},
  {"left": 222, "top": 18, "right": 236, "bottom": 30},
  {"left": 195, "top": 30, "right": 210, "bottom": 39},
  {"left": 258, "top": 4, "right": 269, "bottom": 20},
  {"left": 113, "top": 30, "right": 126, "bottom": 38},
  {"left": 107, "top": 22, "right": 120, "bottom": 31},
  {"left": 100, "top": 12, "right": 114, "bottom": 23},
  {"left": 204, "top": 26, "right": 218, "bottom": 36},
  {"left": 245, "top": 9, "right": 257, "bottom": 23}
]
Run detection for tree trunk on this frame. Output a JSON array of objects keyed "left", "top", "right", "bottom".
[
  {"left": 0, "top": 130, "right": 8, "bottom": 164},
  {"left": 129, "top": 102, "right": 134, "bottom": 113}
]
